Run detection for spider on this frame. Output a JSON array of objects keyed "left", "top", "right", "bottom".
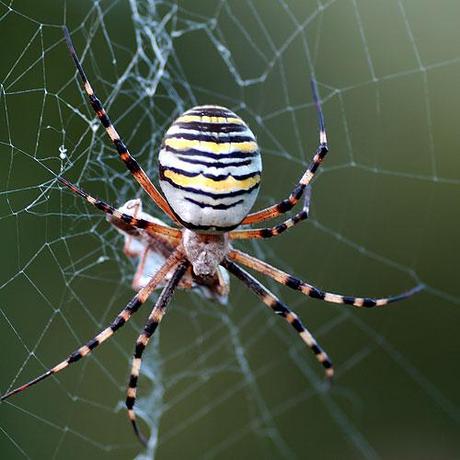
[{"left": 1, "top": 27, "right": 423, "bottom": 445}]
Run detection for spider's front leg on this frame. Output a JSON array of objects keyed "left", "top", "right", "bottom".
[
  {"left": 63, "top": 27, "right": 178, "bottom": 223},
  {"left": 241, "top": 79, "right": 327, "bottom": 226}
]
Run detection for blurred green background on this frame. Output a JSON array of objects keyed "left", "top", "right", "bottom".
[{"left": 0, "top": 1, "right": 459, "bottom": 459}]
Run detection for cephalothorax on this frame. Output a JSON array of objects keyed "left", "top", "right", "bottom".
[
  {"left": 1, "top": 27, "right": 423, "bottom": 447},
  {"left": 182, "top": 229, "right": 230, "bottom": 277}
]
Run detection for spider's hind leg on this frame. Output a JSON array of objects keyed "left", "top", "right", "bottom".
[
  {"left": 0, "top": 250, "right": 184, "bottom": 402},
  {"left": 125, "top": 260, "right": 190, "bottom": 445},
  {"left": 222, "top": 259, "right": 334, "bottom": 380},
  {"left": 229, "top": 249, "right": 423, "bottom": 307}
]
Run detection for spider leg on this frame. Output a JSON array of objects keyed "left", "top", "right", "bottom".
[
  {"left": 230, "top": 186, "right": 311, "bottom": 240},
  {"left": 62, "top": 27, "right": 178, "bottom": 223},
  {"left": 0, "top": 250, "right": 184, "bottom": 401},
  {"left": 131, "top": 246, "right": 151, "bottom": 291},
  {"left": 126, "top": 260, "right": 189, "bottom": 446},
  {"left": 241, "top": 79, "right": 327, "bottom": 225},
  {"left": 222, "top": 259, "right": 334, "bottom": 380},
  {"left": 57, "top": 176, "right": 181, "bottom": 241},
  {"left": 228, "top": 249, "right": 424, "bottom": 307}
]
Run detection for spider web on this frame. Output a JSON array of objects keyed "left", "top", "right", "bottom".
[{"left": 1, "top": 1, "right": 459, "bottom": 459}]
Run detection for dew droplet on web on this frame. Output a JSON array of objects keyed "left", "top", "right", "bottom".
[
  {"left": 59, "top": 145, "right": 68, "bottom": 160},
  {"left": 90, "top": 121, "right": 99, "bottom": 132}
]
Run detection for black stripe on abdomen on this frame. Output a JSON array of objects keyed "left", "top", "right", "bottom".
[
  {"left": 184, "top": 197, "right": 245, "bottom": 210},
  {"left": 164, "top": 132, "right": 255, "bottom": 144},
  {"left": 174, "top": 155, "right": 253, "bottom": 168},
  {"left": 173, "top": 121, "right": 249, "bottom": 133},
  {"left": 162, "top": 145, "right": 259, "bottom": 160}
]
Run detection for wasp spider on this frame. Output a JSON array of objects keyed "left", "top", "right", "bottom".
[{"left": 1, "top": 27, "right": 423, "bottom": 445}]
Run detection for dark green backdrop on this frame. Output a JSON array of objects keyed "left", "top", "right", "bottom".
[{"left": 1, "top": 1, "right": 459, "bottom": 459}]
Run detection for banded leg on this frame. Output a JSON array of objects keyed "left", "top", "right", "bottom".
[
  {"left": 222, "top": 259, "right": 333, "bottom": 380},
  {"left": 126, "top": 260, "right": 189, "bottom": 445},
  {"left": 229, "top": 249, "right": 424, "bottom": 307},
  {"left": 241, "top": 79, "right": 327, "bottom": 225},
  {"left": 57, "top": 176, "right": 181, "bottom": 241},
  {"left": 63, "top": 27, "right": 178, "bottom": 223},
  {"left": 231, "top": 186, "right": 311, "bottom": 240},
  {"left": 1, "top": 250, "right": 184, "bottom": 401}
]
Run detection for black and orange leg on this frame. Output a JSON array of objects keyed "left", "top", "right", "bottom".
[
  {"left": 57, "top": 176, "right": 181, "bottom": 241},
  {"left": 222, "top": 259, "right": 334, "bottom": 380},
  {"left": 241, "top": 79, "right": 327, "bottom": 225},
  {"left": 231, "top": 186, "right": 311, "bottom": 240},
  {"left": 0, "top": 250, "right": 184, "bottom": 401},
  {"left": 126, "top": 260, "right": 189, "bottom": 445},
  {"left": 228, "top": 249, "right": 424, "bottom": 307},
  {"left": 62, "top": 27, "right": 178, "bottom": 223}
]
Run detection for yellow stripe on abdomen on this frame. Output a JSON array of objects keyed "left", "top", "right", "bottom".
[
  {"left": 163, "top": 169, "right": 260, "bottom": 192},
  {"left": 175, "top": 115, "right": 245, "bottom": 125},
  {"left": 164, "top": 137, "right": 258, "bottom": 154}
]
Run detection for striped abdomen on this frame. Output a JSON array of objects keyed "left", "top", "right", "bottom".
[{"left": 159, "top": 105, "right": 262, "bottom": 231}]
